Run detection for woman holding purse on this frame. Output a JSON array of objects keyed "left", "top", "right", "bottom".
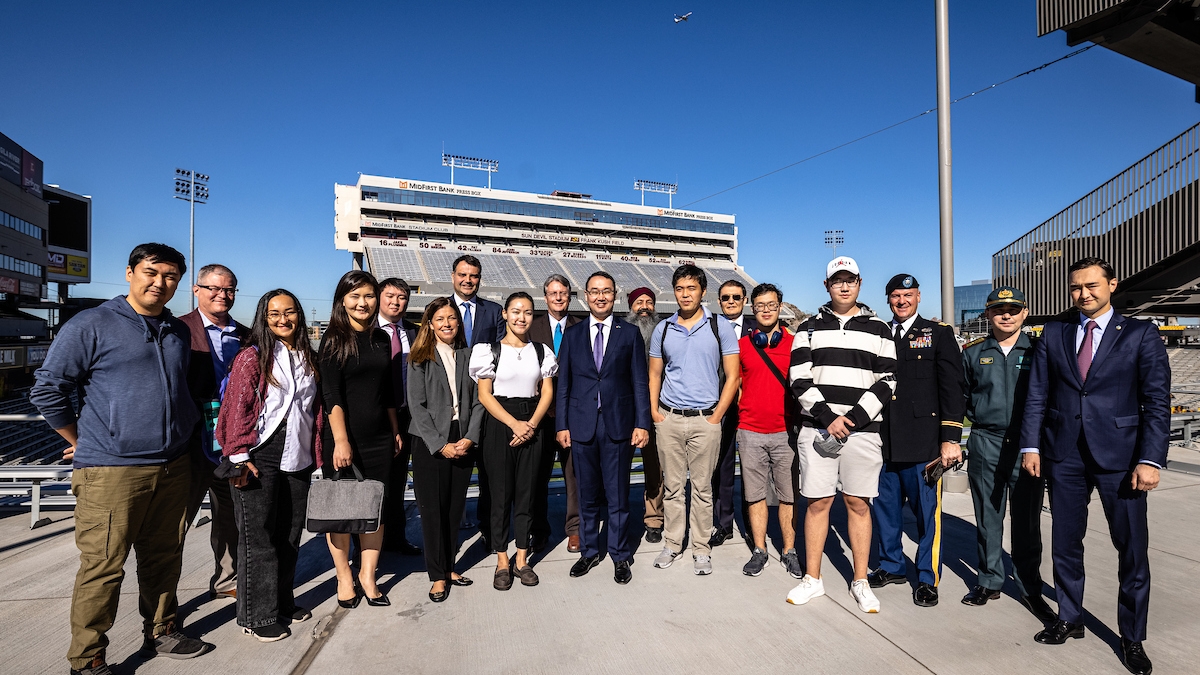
[
  {"left": 318, "top": 271, "right": 402, "bottom": 608},
  {"left": 408, "top": 296, "right": 484, "bottom": 602},
  {"left": 216, "top": 289, "right": 320, "bottom": 642},
  {"left": 468, "top": 292, "right": 557, "bottom": 590}
]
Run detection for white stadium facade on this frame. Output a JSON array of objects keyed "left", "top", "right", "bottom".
[{"left": 334, "top": 174, "right": 759, "bottom": 317}]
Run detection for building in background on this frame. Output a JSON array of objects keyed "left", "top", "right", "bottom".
[
  {"left": 953, "top": 279, "right": 991, "bottom": 333},
  {"left": 0, "top": 131, "right": 48, "bottom": 396},
  {"left": 334, "top": 173, "right": 758, "bottom": 317}
]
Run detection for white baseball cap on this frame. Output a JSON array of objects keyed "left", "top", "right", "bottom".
[{"left": 826, "top": 256, "right": 860, "bottom": 279}]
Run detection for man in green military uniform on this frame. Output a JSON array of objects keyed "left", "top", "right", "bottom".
[{"left": 960, "top": 286, "right": 1056, "bottom": 624}]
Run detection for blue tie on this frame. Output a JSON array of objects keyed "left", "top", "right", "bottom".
[
  {"left": 553, "top": 322, "right": 563, "bottom": 355},
  {"left": 461, "top": 301, "right": 474, "bottom": 346}
]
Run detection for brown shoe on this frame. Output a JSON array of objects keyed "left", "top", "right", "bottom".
[
  {"left": 493, "top": 565, "right": 513, "bottom": 591},
  {"left": 208, "top": 589, "right": 236, "bottom": 601},
  {"left": 567, "top": 535, "right": 581, "bottom": 553},
  {"left": 515, "top": 565, "right": 539, "bottom": 587}
]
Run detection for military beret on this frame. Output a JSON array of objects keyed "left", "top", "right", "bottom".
[{"left": 885, "top": 274, "right": 918, "bottom": 296}]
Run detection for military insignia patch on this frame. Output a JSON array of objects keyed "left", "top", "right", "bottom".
[
  {"left": 979, "top": 357, "right": 994, "bottom": 364},
  {"left": 997, "top": 289, "right": 1013, "bottom": 299},
  {"left": 910, "top": 336, "right": 932, "bottom": 349}
]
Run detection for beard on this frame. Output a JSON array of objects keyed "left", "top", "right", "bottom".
[{"left": 626, "top": 309, "right": 660, "bottom": 345}]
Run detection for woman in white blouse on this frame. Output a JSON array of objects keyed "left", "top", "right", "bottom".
[
  {"left": 469, "top": 291, "right": 558, "bottom": 590},
  {"left": 216, "top": 290, "right": 321, "bottom": 642}
]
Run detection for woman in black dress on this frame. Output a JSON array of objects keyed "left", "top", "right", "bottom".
[{"left": 318, "top": 270, "right": 401, "bottom": 608}]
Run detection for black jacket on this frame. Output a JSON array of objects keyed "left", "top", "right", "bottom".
[{"left": 880, "top": 315, "right": 966, "bottom": 463}]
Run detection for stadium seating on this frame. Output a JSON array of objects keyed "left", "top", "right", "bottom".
[
  {"left": 364, "top": 246, "right": 426, "bottom": 283},
  {"left": 518, "top": 256, "right": 571, "bottom": 291},
  {"left": 0, "top": 390, "right": 69, "bottom": 466}
]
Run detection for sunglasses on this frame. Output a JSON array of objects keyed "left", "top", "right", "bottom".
[{"left": 720, "top": 294, "right": 744, "bottom": 302}]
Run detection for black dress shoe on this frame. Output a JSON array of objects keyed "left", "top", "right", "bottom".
[
  {"left": 1035, "top": 620, "right": 1085, "bottom": 644},
  {"left": 429, "top": 585, "right": 449, "bottom": 603},
  {"left": 707, "top": 527, "right": 733, "bottom": 548},
  {"left": 1121, "top": 638, "right": 1153, "bottom": 675},
  {"left": 866, "top": 569, "right": 906, "bottom": 588},
  {"left": 913, "top": 582, "right": 939, "bottom": 607},
  {"left": 449, "top": 576, "right": 473, "bottom": 587},
  {"left": 570, "top": 554, "right": 602, "bottom": 577},
  {"left": 614, "top": 560, "right": 632, "bottom": 585},
  {"left": 365, "top": 591, "right": 390, "bottom": 607},
  {"left": 337, "top": 585, "right": 363, "bottom": 609},
  {"left": 1021, "top": 594, "right": 1058, "bottom": 624},
  {"left": 961, "top": 585, "right": 1001, "bottom": 606},
  {"left": 645, "top": 527, "right": 663, "bottom": 544}
]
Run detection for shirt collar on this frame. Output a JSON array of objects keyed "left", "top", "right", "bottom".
[
  {"left": 454, "top": 294, "right": 476, "bottom": 309},
  {"left": 548, "top": 314, "right": 567, "bottom": 330},
  {"left": 891, "top": 314, "right": 918, "bottom": 335},
  {"left": 200, "top": 311, "right": 233, "bottom": 332},
  {"left": 667, "top": 306, "right": 711, "bottom": 328},
  {"left": 378, "top": 314, "right": 401, "bottom": 329},
  {"left": 589, "top": 314, "right": 613, "bottom": 329},
  {"left": 1080, "top": 307, "right": 1114, "bottom": 331}
]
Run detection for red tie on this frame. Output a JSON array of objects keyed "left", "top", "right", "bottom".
[{"left": 1077, "top": 320, "right": 1098, "bottom": 381}]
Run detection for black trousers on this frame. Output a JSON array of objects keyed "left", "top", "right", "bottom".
[
  {"left": 481, "top": 397, "right": 543, "bottom": 552},
  {"left": 383, "top": 407, "right": 414, "bottom": 547},
  {"left": 231, "top": 421, "right": 312, "bottom": 629},
  {"left": 412, "top": 421, "right": 473, "bottom": 582},
  {"left": 712, "top": 407, "right": 743, "bottom": 534}
]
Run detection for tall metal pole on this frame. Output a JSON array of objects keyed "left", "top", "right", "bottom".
[
  {"left": 189, "top": 172, "right": 196, "bottom": 311},
  {"left": 935, "top": 0, "right": 955, "bottom": 326}
]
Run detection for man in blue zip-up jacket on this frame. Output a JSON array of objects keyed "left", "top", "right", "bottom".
[{"left": 31, "top": 243, "right": 213, "bottom": 675}]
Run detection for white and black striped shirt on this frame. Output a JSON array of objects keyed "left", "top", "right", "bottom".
[{"left": 788, "top": 303, "right": 897, "bottom": 433}]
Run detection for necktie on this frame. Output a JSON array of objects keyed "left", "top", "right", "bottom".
[
  {"left": 894, "top": 324, "right": 902, "bottom": 341},
  {"left": 594, "top": 323, "right": 605, "bottom": 409},
  {"left": 1077, "top": 320, "right": 1098, "bottom": 380},
  {"left": 392, "top": 323, "right": 407, "bottom": 407},
  {"left": 553, "top": 322, "right": 563, "bottom": 355},
  {"left": 461, "top": 301, "right": 474, "bottom": 346}
]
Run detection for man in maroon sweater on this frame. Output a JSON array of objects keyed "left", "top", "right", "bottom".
[{"left": 180, "top": 264, "right": 249, "bottom": 601}]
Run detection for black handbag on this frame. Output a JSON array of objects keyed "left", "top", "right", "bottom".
[{"left": 305, "top": 464, "right": 385, "bottom": 534}]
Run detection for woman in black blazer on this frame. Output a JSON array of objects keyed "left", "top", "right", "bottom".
[{"left": 407, "top": 296, "right": 484, "bottom": 602}]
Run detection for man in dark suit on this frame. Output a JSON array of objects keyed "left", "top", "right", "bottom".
[
  {"left": 527, "top": 273, "right": 583, "bottom": 553},
  {"left": 378, "top": 277, "right": 422, "bottom": 556},
  {"left": 1021, "top": 257, "right": 1169, "bottom": 675},
  {"left": 711, "top": 280, "right": 757, "bottom": 547},
  {"left": 556, "top": 271, "right": 652, "bottom": 584},
  {"left": 450, "top": 254, "right": 506, "bottom": 546},
  {"left": 870, "top": 274, "right": 964, "bottom": 607},
  {"left": 180, "top": 264, "right": 248, "bottom": 601},
  {"left": 451, "top": 254, "right": 505, "bottom": 348}
]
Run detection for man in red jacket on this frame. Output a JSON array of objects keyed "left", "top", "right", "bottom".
[
  {"left": 180, "top": 263, "right": 248, "bottom": 601},
  {"left": 736, "top": 283, "right": 802, "bottom": 578}
]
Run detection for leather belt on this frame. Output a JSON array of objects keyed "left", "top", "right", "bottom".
[{"left": 661, "top": 404, "right": 715, "bottom": 418}]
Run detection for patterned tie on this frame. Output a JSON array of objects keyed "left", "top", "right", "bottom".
[
  {"left": 461, "top": 301, "right": 474, "bottom": 346},
  {"left": 392, "top": 323, "right": 407, "bottom": 407},
  {"left": 594, "top": 323, "right": 605, "bottom": 409},
  {"left": 553, "top": 322, "right": 563, "bottom": 355},
  {"left": 1077, "top": 320, "right": 1098, "bottom": 380}
]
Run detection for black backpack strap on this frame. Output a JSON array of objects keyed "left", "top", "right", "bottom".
[
  {"left": 753, "top": 340, "right": 790, "bottom": 393},
  {"left": 533, "top": 341, "right": 545, "bottom": 369},
  {"left": 490, "top": 342, "right": 502, "bottom": 375},
  {"left": 710, "top": 316, "right": 726, "bottom": 389},
  {"left": 658, "top": 320, "right": 671, "bottom": 362}
]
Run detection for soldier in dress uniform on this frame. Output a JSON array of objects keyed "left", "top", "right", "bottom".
[
  {"left": 960, "top": 286, "right": 1056, "bottom": 623},
  {"left": 869, "top": 274, "right": 965, "bottom": 607}
]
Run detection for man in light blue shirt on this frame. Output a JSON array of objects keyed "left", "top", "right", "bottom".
[{"left": 648, "top": 264, "right": 741, "bottom": 575}]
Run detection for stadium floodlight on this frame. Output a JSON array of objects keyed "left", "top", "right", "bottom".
[
  {"left": 173, "top": 168, "right": 209, "bottom": 310},
  {"left": 442, "top": 153, "right": 499, "bottom": 188},
  {"left": 633, "top": 179, "right": 678, "bottom": 207},
  {"left": 824, "top": 229, "right": 844, "bottom": 258}
]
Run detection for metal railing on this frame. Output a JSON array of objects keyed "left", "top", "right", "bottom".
[{"left": 992, "top": 121, "right": 1200, "bottom": 318}]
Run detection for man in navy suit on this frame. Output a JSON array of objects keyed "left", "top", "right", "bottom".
[
  {"left": 556, "top": 271, "right": 652, "bottom": 584},
  {"left": 1021, "top": 257, "right": 1169, "bottom": 675},
  {"left": 451, "top": 254, "right": 505, "bottom": 348},
  {"left": 377, "top": 277, "right": 423, "bottom": 555}
]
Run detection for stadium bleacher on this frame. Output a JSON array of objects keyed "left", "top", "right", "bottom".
[
  {"left": 364, "top": 247, "right": 426, "bottom": 283},
  {"left": 0, "top": 390, "right": 69, "bottom": 466},
  {"left": 519, "top": 256, "right": 571, "bottom": 290},
  {"left": 1168, "top": 347, "right": 1200, "bottom": 410}
]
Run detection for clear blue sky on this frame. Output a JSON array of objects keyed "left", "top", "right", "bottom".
[{"left": 4, "top": 1, "right": 1197, "bottom": 323}]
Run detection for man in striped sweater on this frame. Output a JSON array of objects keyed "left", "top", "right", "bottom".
[{"left": 785, "top": 256, "right": 898, "bottom": 613}]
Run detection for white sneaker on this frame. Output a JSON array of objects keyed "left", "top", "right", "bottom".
[
  {"left": 653, "top": 547, "right": 678, "bottom": 569},
  {"left": 850, "top": 579, "right": 880, "bottom": 613},
  {"left": 785, "top": 574, "right": 825, "bottom": 605}
]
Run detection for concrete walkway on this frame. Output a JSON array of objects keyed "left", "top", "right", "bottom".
[{"left": 3, "top": 451, "right": 1200, "bottom": 675}]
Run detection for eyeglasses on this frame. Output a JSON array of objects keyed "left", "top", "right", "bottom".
[
  {"left": 197, "top": 285, "right": 237, "bottom": 297},
  {"left": 720, "top": 294, "right": 744, "bottom": 302},
  {"left": 266, "top": 310, "right": 298, "bottom": 321},
  {"left": 545, "top": 292, "right": 571, "bottom": 299},
  {"left": 828, "top": 278, "right": 859, "bottom": 288},
  {"left": 752, "top": 302, "right": 780, "bottom": 312},
  {"left": 586, "top": 289, "right": 615, "bottom": 298},
  {"left": 989, "top": 305, "right": 1023, "bottom": 315}
]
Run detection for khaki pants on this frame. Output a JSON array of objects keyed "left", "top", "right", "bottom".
[
  {"left": 655, "top": 411, "right": 723, "bottom": 555},
  {"left": 68, "top": 454, "right": 191, "bottom": 669}
]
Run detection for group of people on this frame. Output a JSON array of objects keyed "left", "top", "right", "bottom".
[{"left": 30, "top": 243, "right": 1168, "bottom": 675}]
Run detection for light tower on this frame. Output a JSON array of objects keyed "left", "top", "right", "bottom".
[
  {"left": 442, "top": 153, "right": 499, "bottom": 188},
  {"left": 633, "top": 179, "right": 678, "bottom": 207},
  {"left": 824, "top": 229, "right": 844, "bottom": 259},
  {"left": 173, "top": 168, "right": 209, "bottom": 310}
]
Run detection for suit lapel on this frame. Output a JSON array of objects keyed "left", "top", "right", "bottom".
[
  {"left": 1061, "top": 315, "right": 1083, "bottom": 386},
  {"left": 455, "top": 348, "right": 470, "bottom": 394},
  {"left": 1087, "top": 312, "right": 1126, "bottom": 380}
]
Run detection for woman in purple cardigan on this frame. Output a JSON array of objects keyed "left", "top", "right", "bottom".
[{"left": 216, "top": 289, "right": 322, "bottom": 643}]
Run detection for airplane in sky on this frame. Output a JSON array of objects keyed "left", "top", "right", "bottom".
[{"left": 674, "top": 12, "right": 691, "bottom": 23}]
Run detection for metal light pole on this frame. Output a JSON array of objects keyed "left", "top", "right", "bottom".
[
  {"left": 935, "top": 0, "right": 955, "bottom": 326},
  {"left": 173, "top": 168, "right": 209, "bottom": 310},
  {"left": 824, "top": 229, "right": 844, "bottom": 259}
]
